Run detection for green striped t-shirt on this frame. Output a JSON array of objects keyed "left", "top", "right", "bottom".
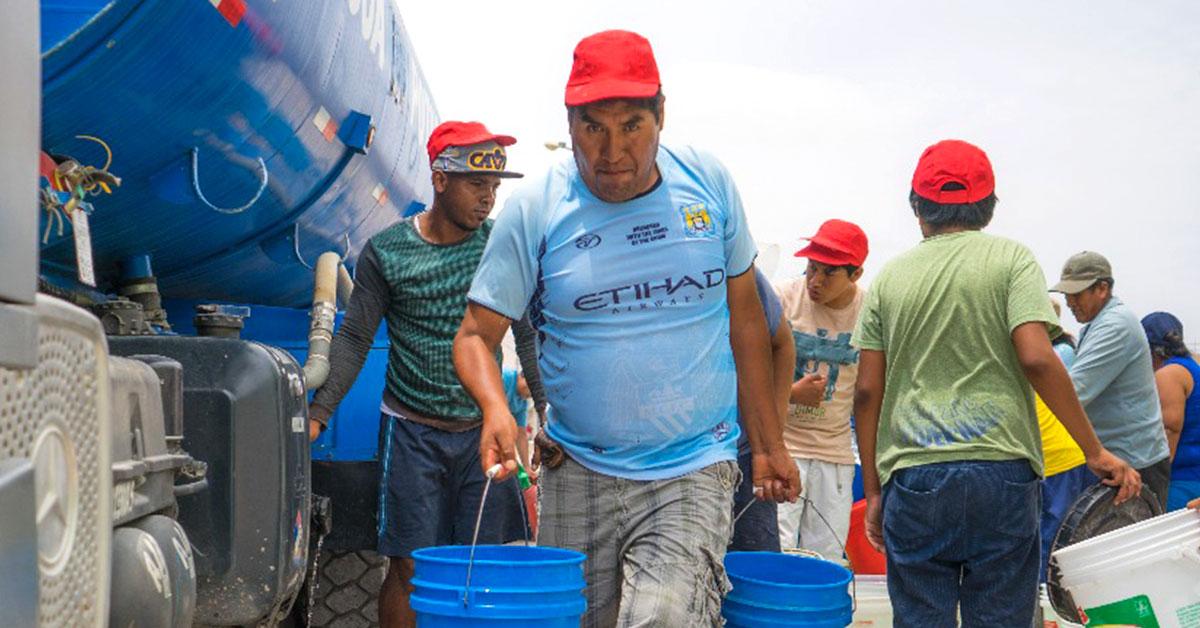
[{"left": 370, "top": 217, "right": 495, "bottom": 421}]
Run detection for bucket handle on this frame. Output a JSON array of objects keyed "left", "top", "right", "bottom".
[
  {"left": 460, "top": 463, "right": 533, "bottom": 608},
  {"left": 735, "top": 486, "right": 857, "bottom": 613},
  {"left": 191, "top": 147, "right": 269, "bottom": 215},
  {"left": 797, "top": 495, "right": 857, "bottom": 614}
]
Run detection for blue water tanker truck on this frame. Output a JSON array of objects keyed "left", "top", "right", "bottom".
[{"left": 1, "top": 0, "right": 438, "bottom": 625}]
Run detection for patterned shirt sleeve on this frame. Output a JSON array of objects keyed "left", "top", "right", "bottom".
[
  {"left": 310, "top": 242, "right": 389, "bottom": 425},
  {"left": 512, "top": 314, "right": 547, "bottom": 411}
]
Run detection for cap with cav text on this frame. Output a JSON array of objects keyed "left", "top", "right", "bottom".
[{"left": 426, "top": 121, "right": 523, "bottom": 178}]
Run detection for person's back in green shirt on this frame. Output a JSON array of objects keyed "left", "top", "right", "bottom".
[
  {"left": 852, "top": 230, "right": 1058, "bottom": 486},
  {"left": 853, "top": 139, "right": 1137, "bottom": 627}
]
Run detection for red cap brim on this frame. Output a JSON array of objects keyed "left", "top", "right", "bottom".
[
  {"left": 565, "top": 79, "right": 660, "bottom": 106},
  {"left": 489, "top": 134, "right": 517, "bottom": 147},
  {"left": 461, "top": 133, "right": 515, "bottom": 148},
  {"left": 793, "top": 242, "right": 860, "bottom": 266}
]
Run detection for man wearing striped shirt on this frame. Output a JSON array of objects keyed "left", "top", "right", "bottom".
[{"left": 308, "top": 121, "right": 531, "bottom": 628}]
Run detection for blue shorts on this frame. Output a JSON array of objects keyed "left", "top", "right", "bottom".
[{"left": 376, "top": 413, "right": 529, "bottom": 558}]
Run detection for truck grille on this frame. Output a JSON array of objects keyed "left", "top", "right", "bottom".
[{"left": 0, "top": 295, "right": 110, "bottom": 627}]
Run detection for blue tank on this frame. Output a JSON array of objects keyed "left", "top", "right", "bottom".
[{"left": 39, "top": 0, "right": 438, "bottom": 307}]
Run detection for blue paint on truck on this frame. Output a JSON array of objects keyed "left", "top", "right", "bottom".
[{"left": 40, "top": 0, "right": 437, "bottom": 307}]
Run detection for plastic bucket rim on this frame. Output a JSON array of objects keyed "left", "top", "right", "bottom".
[
  {"left": 1053, "top": 509, "right": 1200, "bottom": 560},
  {"left": 725, "top": 551, "right": 853, "bottom": 589},
  {"left": 1055, "top": 521, "right": 1200, "bottom": 561},
  {"left": 1057, "top": 525, "right": 1200, "bottom": 555},
  {"left": 412, "top": 544, "right": 587, "bottom": 568},
  {"left": 1052, "top": 511, "right": 1200, "bottom": 575},
  {"left": 1055, "top": 534, "right": 1200, "bottom": 575}
]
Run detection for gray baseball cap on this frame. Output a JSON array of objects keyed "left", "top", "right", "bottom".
[
  {"left": 1050, "top": 251, "right": 1112, "bottom": 294},
  {"left": 431, "top": 140, "right": 523, "bottom": 178}
]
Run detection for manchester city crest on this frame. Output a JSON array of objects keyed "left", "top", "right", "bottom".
[{"left": 680, "top": 202, "right": 714, "bottom": 237}]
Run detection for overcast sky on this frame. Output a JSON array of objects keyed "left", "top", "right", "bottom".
[{"left": 399, "top": 0, "right": 1200, "bottom": 340}]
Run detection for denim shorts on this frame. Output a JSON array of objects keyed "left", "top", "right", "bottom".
[
  {"left": 376, "top": 414, "right": 529, "bottom": 558},
  {"left": 883, "top": 459, "right": 1040, "bottom": 628}
]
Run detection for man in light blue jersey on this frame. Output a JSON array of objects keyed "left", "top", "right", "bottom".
[{"left": 453, "top": 29, "right": 799, "bottom": 627}]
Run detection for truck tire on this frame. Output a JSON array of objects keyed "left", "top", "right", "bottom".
[
  {"left": 299, "top": 550, "right": 387, "bottom": 627},
  {"left": 130, "top": 514, "right": 196, "bottom": 627}
]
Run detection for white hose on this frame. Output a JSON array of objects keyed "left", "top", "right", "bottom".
[
  {"left": 303, "top": 252, "right": 341, "bottom": 388},
  {"left": 336, "top": 262, "right": 354, "bottom": 307}
]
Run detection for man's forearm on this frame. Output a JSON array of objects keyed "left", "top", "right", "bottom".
[
  {"left": 732, "top": 315, "right": 785, "bottom": 454},
  {"left": 310, "top": 320, "right": 374, "bottom": 423},
  {"left": 854, "top": 350, "right": 885, "bottom": 497},
  {"left": 453, "top": 332, "right": 509, "bottom": 420},
  {"left": 453, "top": 303, "right": 518, "bottom": 424},
  {"left": 855, "top": 409, "right": 881, "bottom": 497},
  {"left": 772, "top": 323, "right": 796, "bottom": 426},
  {"left": 309, "top": 244, "right": 388, "bottom": 425}
]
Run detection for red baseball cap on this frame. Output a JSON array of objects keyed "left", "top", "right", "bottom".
[
  {"left": 426, "top": 121, "right": 517, "bottom": 168},
  {"left": 565, "top": 30, "right": 661, "bottom": 107},
  {"left": 794, "top": 219, "right": 869, "bottom": 267},
  {"left": 911, "top": 139, "right": 995, "bottom": 204}
]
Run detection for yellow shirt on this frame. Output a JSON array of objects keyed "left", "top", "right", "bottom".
[{"left": 1037, "top": 394, "right": 1086, "bottom": 476}]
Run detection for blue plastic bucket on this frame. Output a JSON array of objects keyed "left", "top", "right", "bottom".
[
  {"left": 723, "top": 551, "right": 853, "bottom": 628},
  {"left": 410, "top": 545, "right": 586, "bottom": 627}
]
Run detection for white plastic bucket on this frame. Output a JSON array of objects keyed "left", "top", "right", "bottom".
[
  {"left": 851, "top": 575, "right": 893, "bottom": 627},
  {"left": 1052, "top": 509, "right": 1200, "bottom": 628}
]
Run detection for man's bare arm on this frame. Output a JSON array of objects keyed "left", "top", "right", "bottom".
[
  {"left": 728, "top": 267, "right": 799, "bottom": 502},
  {"left": 771, "top": 319, "right": 796, "bottom": 427},
  {"left": 1156, "top": 365, "right": 1190, "bottom": 459},
  {"left": 453, "top": 303, "right": 519, "bottom": 479},
  {"left": 853, "top": 348, "right": 886, "bottom": 552},
  {"left": 1011, "top": 322, "right": 1141, "bottom": 503}
]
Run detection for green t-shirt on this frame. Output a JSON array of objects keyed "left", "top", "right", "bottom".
[
  {"left": 371, "top": 218, "right": 494, "bottom": 421},
  {"left": 851, "top": 231, "right": 1058, "bottom": 486}
]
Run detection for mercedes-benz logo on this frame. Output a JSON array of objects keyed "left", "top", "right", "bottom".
[
  {"left": 33, "top": 423, "right": 79, "bottom": 576},
  {"left": 575, "top": 233, "right": 602, "bottom": 249}
]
